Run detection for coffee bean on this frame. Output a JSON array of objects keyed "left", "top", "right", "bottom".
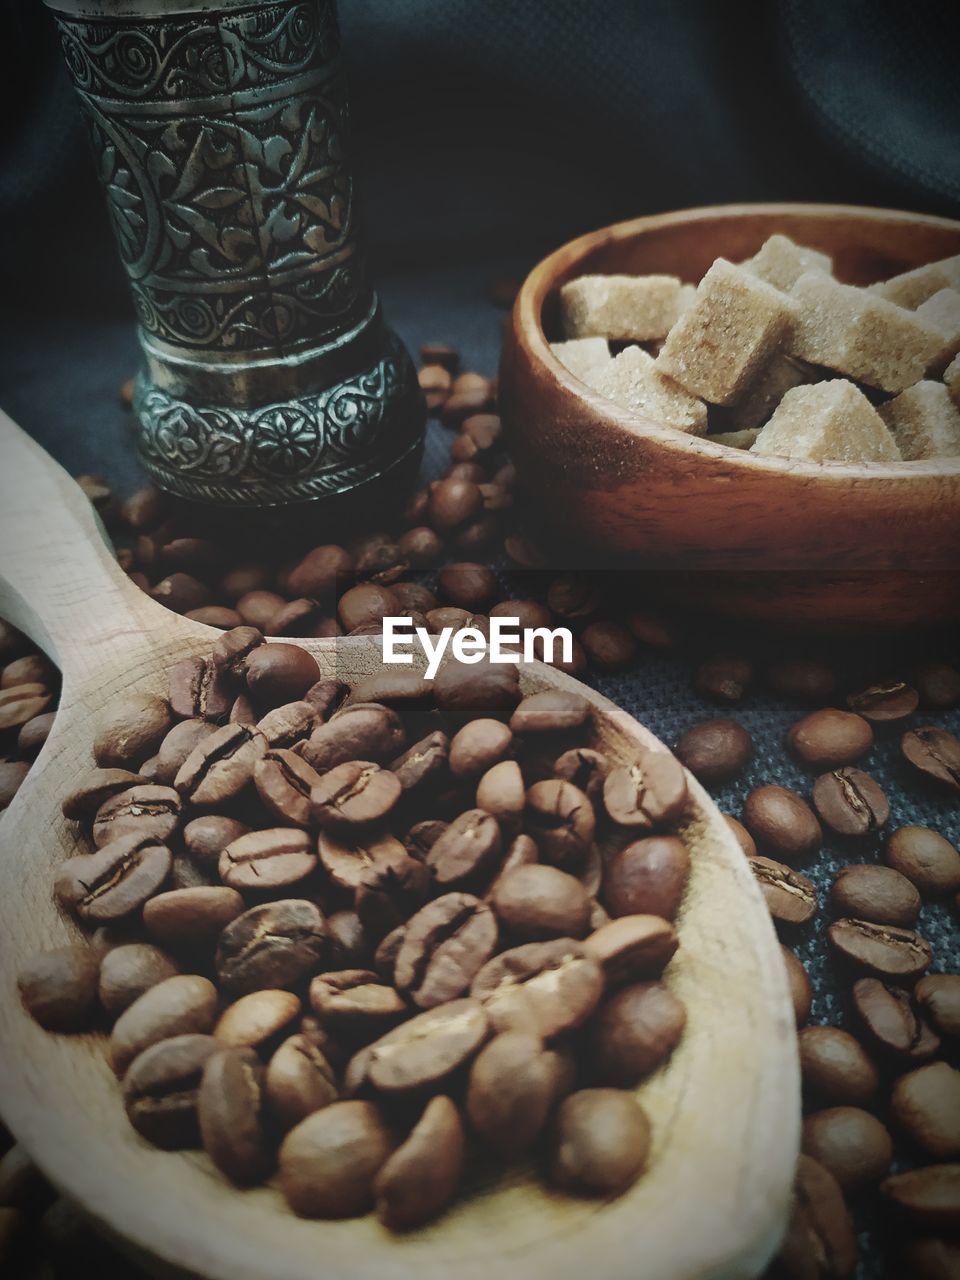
[
  {"left": 602, "top": 747, "right": 688, "bottom": 829},
  {"left": 317, "top": 832, "right": 406, "bottom": 892},
  {"left": 885, "top": 826, "right": 960, "bottom": 897},
  {"left": 674, "top": 718, "right": 752, "bottom": 785},
  {"left": 61, "top": 768, "right": 146, "bottom": 820},
  {"left": 914, "top": 974, "right": 960, "bottom": 1038},
  {"left": 326, "top": 910, "right": 371, "bottom": 968},
  {"left": 308, "top": 970, "right": 406, "bottom": 1039},
  {"left": 92, "top": 783, "right": 181, "bottom": 849},
  {"left": 55, "top": 833, "right": 172, "bottom": 923},
  {"left": 337, "top": 584, "right": 400, "bottom": 633},
  {"left": 0, "top": 684, "right": 52, "bottom": 731},
  {"left": 237, "top": 590, "right": 288, "bottom": 630},
  {"left": 437, "top": 562, "right": 499, "bottom": 612},
  {"left": 183, "top": 815, "right": 249, "bottom": 867},
  {"left": 214, "top": 989, "right": 301, "bottom": 1051},
  {"left": 476, "top": 759, "right": 524, "bottom": 830},
  {"left": 170, "top": 852, "right": 214, "bottom": 891},
  {"left": 352, "top": 999, "right": 488, "bottom": 1094},
  {"left": 175, "top": 723, "right": 268, "bottom": 807},
  {"left": 580, "top": 620, "right": 638, "bottom": 671},
  {"left": 311, "top": 761, "right": 402, "bottom": 830},
  {"left": 211, "top": 626, "right": 264, "bottom": 676},
  {"left": 17, "top": 946, "right": 100, "bottom": 1032},
  {"left": 589, "top": 980, "right": 686, "bottom": 1085},
  {"left": 802, "top": 1106, "right": 892, "bottom": 1193},
  {"left": 750, "top": 856, "right": 817, "bottom": 925},
  {"left": 284, "top": 546, "right": 353, "bottom": 600},
  {"left": 250, "top": 751, "right": 321, "bottom": 829},
  {"left": 198, "top": 1045, "right": 272, "bottom": 1186},
  {"left": 765, "top": 659, "right": 837, "bottom": 703},
  {"left": 17, "top": 709, "right": 56, "bottom": 757},
  {"left": 253, "top": 700, "right": 316, "bottom": 749},
  {"left": 428, "top": 479, "right": 482, "bottom": 531},
  {"left": 545, "top": 573, "right": 601, "bottom": 620},
  {"left": 782, "top": 946, "right": 812, "bottom": 1026},
  {"left": 245, "top": 643, "right": 321, "bottom": 706},
  {"left": 143, "top": 887, "right": 245, "bottom": 948},
  {"left": 812, "top": 768, "right": 889, "bottom": 836},
  {"left": 266, "top": 1034, "right": 339, "bottom": 1130},
  {"left": 216, "top": 900, "right": 326, "bottom": 997},
  {"left": 152, "top": 573, "right": 210, "bottom": 615},
  {"left": 123, "top": 1033, "right": 220, "bottom": 1149},
  {"left": 394, "top": 894, "right": 498, "bottom": 1007},
  {"left": 553, "top": 747, "right": 609, "bottom": 798},
  {"left": 891, "top": 1062, "right": 960, "bottom": 1160},
  {"left": 831, "top": 864, "right": 920, "bottom": 927},
  {"left": 354, "top": 848, "right": 431, "bottom": 939},
  {"left": 901, "top": 726, "right": 960, "bottom": 792},
  {"left": 2, "top": 653, "right": 54, "bottom": 688},
  {"left": 492, "top": 865, "right": 590, "bottom": 942},
  {"left": 471, "top": 939, "right": 603, "bottom": 1039},
  {"left": 786, "top": 709, "right": 873, "bottom": 768},
  {"left": 432, "top": 659, "right": 521, "bottom": 723},
  {"left": 603, "top": 836, "right": 690, "bottom": 920},
  {"left": 448, "top": 719, "right": 513, "bottom": 778},
  {"left": 880, "top": 1164, "right": 960, "bottom": 1232},
  {"left": 98, "top": 944, "right": 180, "bottom": 1018},
  {"left": 279, "top": 1100, "right": 395, "bottom": 1218},
  {"left": 847, "top": 681, "right": 919, "bottom": 723},
  {"left": 522, "top": 778, "right": 594, "bottom": 868},
  {"left": 302, "top": 703, "right": 404, "bottom": 773},
  {"left": 723, "top": 814, "right": 757, "bottom": 858},
  {"left": 694, "top": 653, "right": 753, "bottom": 703},
  {"left": 798, "top": 1026, "right": 879, "bottom": 1106},
  {"left": 773, "top": 1154, "right": 857, "bottom": 1280},
  {"left": 93, "top": 693, "right": 172, "bottom": 770},
  {"left": 155, "top": 720, "right": 218, "bottom": 786},
  {"left": 168, "top": 655, "right": 232, "bottom": 722},
  {"left": 344, "top": 672, "right": 432, "bottom": 708},
  {"left": 390, "top": 730, "right": 449, "bottom": 794},
  {"left": 829, "top": 918, "right": 931, "bottom": 978},
  {"left": 187, "top": 606, "right": 243, "bottom": 629},
  {"left": 466, "top": 1031, "right": 564, "bottom": 1157},
  {"left": 583, "top": 915, "right": 678, "bottom": 985},
  {"left": 427, "top": 809, "right": 503, "bottom": 887},
  {"left": 853, "top": 977, "right": 941, "bottom": 1062},
  {"left": 110, "top": 974, "right": 218, "bottom": 1077},
  {"left": 374, "top": 1094, "right": 465, "bottom": 1230},
  {"left": 910, "top": 661, "right": 960, "bottom": 710},
  {"left": 742, "top": 785, "right": 822, "bottom": 860},
  {"left": 548, "top": 1089, "right": 650, "bottom": 1195}
]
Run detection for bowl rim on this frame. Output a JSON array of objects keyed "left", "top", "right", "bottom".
[{"left": 517, "top": 200, "right": 960, "bottom": 481}]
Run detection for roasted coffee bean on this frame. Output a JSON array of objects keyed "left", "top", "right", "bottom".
[
  {"left": 2, "top": 652, "right": 54, "bottom": 688},
  {"left": 343, "top": 672, "right": 432, "bottom": 708},
  {"left": 183, "top": 815, "right": 249, "bottom": 867},
  {"left": 829, "top": 918, "right": 931, "bottom": 978},
  {"left": 317, "top": 832, "right": 406, "bottom": 892},
  {"left": 891, "top": 1062, "right": 960, "bottom": 1159},
  {"left": 285, "top": 545, "right": 353, "bottom": 599},
  {"left": 253, "top": 750, "right": 323, "bottom": 826},
  {"left": 577, "top": 619, "right": 636, "bottom": 671},
  {"left": 583, "top": 915, "right": 678, "bottom": 985},
  {"left": 589, "top": 980, "right": 686, "bottom": 1085},
  {"left": 309, "top": 970, "right": 406, "bottom": 1038},
  {"left": 17, "top": 946, "right": 100, "bottom": 1031},
  {"left": 914, "top": 975, "right": 960, "bottom": 1038},
  {"left": 337, "top": 583, "right": 400, "bottom": 633},
  {"left": 404, "top": 820, "right": 448, "bottom": 861},
  {"left": 62, "top": 767, "right": 146, "bottom": 820},
  {"left": 509, "top": 689, "right": 590, "bottom": 736},
  {"left": 486, "top": 833, "right": 539, "bottom": 897},
  {"left": 325, "top": 910, "right": 370, "bottom": 968},
  {"left": 694, "top": 653, "right": 753, "bottom": 703},
  {"left": 198, "top": 1046, "right": 272, "bottom": 1186},
  {"left": 354, "top": 846, "right": 431, "bottom": 939},
  {"left": 674, "top": 718, "right": 752, "bottom": 785},
  {"left": 110, "top": 974, "right": 218, "bottom": 1077},
  {"left": 397, "top": 526, "right": 443, "bottom": 568},
  {"left": 302, "top": 702, "right": 404, "bottom": 772},
  {"left": 545, "top": 573, "right": 601, "bottom": 620},
  {"left": 92, "top": 784, "right": 181, "bottom": 849},
  {"left": 55, "top": 833, "right": 172, "bottom": 923},
  {"left": 466, "top": 1031, "right": 564, "bottom": 1157},
  {"left": 245, "top": 643, "right": 321, "bottom": 706},
  {"left": 216, "top": 899, "right": 326, "bottom": 997},
  {"left": 264, "top": 599, "right": 331, "bottom": 638},
  {"left": 311, "top": 760, "right": 402, "bottom": 830},
  {"left": 394, "top": 894, "right": 498, "bottom": 1007},
  {"left": 448, "top": 719, "right": 513, "bottom": 778},
  {"left": 266, "top": 1034, "right": 339, "bottom": 1130},
  {"left": 236, "top": 590, "right": 287, "bottom": 630},
  {"left": 121, "top": 484, "right": 168, "bottom": 531},
  {"left": 785, "top": 708, "right": 873, "bottom": 769},
  {"left": 374, "top": 926, "right": 405, "bottom": 982},
  {"left": 354, "top": 999, "right": 489, "bottom": 1094},
  {"left": 802, "top": 1106, "right": 892, "bottom": 1193},
  {"left": 798, "top": 1026, "right": 879, "bottom": 1106},
  {"left": 603, "top": 836, "right": 690, "bottom": 920},
  {"left": 144, "top": 886, "right": 244, "bottom": 948},
  {"left": 474, "top": 759, "right": 522, "bottom": 828},
  {"left": 93, "top": 693, "right": 172, "bottom": 770},
  {"left": 773, "top": 1154, "right": 857, "bottom": 1280},
  {"left": 390, "top": 582, "right": 437, "bottom": 616},
  {"left": 279, "top": 1100, "right": 395, "bottom": 1218},
  {"left": 750, "top": 856, "right": 817, "bottom": 925},
  {"left": 742, "top": 785, "right": 822, "bottom": 861},
  {"left": 0, "top": 684, "right": 52, "bottom": 731},
  {"left": 901, "top": 726, "right": 960, "bottom": 792},
  {"left": 910, "top": 661, "right": 960, "bottom": 710},
  {"left": 187, "top": 606, "right": 243, "bottom": 629},
  {"left": 427, "top": 809, "right": 502, "bottom": 887},
  {"left": 123, "top": 1033, "right": 220, "bottom": 1149},
  {"left": 602, "top": 748, "right": 688, "bottom": 829},
  {"left": 553, "top": 747, "right": 609, "bottom": 798},
  {"left": 831, "top": 864, "right": 920, "bottom": 927},
  {"left": 155, "top": 720, "right": 218, "bottom": 785},
  {"left": 812, "top": 768, "right": 889, "bottom": 837},
  {"left": 17, "top": 709, "right": 56, "bottom": 757},
  {"left": 255, "top": 700, "right": 317, "bottom": 747},
  {"left": 885, "top": 826, "right": 960, "bottom": 898},
  {"left": 374, "top": 1094, "right": 465, "bottom": 1230},
  {"left": 765, "top": 659, "right": 837, "bottom": 703},
  {"left": 98, "top": 943, "right": 180, "bottom": 1018},
  {"left": 437, "top": 562, "right": 499, "bottom": 612},
  {"left": 432, "top": 659, "right": 521, "bottom": 723},
  {"left": 170, "top": 851, "right": 214, "bottom": 891},
  {"left": 782, "top": 946, "right": 812, "bottom": 1026},
  {"left": 548, "top": 1089, "right": 650, "bottom": 1195},
  {"left": 471, "top": 939, "right": 603, "bottom": 1039},
  {"left": 211, "top": 625, "right": 263, "bottom": 674},
  {"left": 168, "top": 655, "right": 232, "bottom": 722},
  {"left": 175, "top": 723, "right": 268, "bottom": 807},
  {"left": 723, "top": 814, "right": 757, "bottom": 858},
  {"left": 853, "top": 977, "right": 941, "bottom": 1062},
  {"left": 390, "top": 731, "right": 449, "bottom": 793},
  {"left": 419, "top": 363, "right": 453, "bottom": 413},
  {"left": 492, "top": 865, "right": 590, "bottom": 942},
  {"left": 218, "top": 563, "right": 271, "bottom": 600},
  {"left": 152, "top": 573, "right": 210, "bottom": 615},
  {"left": 524, "top": 779, "right": 595, "bottom": 868},
  {"left": 428, "top": 479, "right": 483, "bottom": 532},
  {"left": 880, "top": 1164, "right": 960, "bottom": 1232},
  {"left": 847, "top": 680, "right": 919, "bottom": 723},
  {"left": 214, "top": 989, "right": 301, "bottom": 1050},
  {"left": 159, "top": 537, "right": 225, "bottom": 581}
]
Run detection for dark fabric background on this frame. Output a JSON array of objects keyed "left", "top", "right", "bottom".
[{"left": 0, "top": 4, "right": 958, "bottom": 1278}]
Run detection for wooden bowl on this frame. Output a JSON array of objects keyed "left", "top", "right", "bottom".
[
  {"left": 499, "top": 203, "right": 960, "bottom": 631},
  {"left": 0, "top": 414, "right": 799, "bottom": 1279}
]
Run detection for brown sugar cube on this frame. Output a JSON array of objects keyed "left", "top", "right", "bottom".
[
  {"left": 656, "top": 259, "right": 798, "bottom": 405},
  {"left": 744, "top": 234, "right": 833, "bottom": 290},
  {"left": 916, "top": 288, "right": 960, "bottom": 372},
  {"left": 879, "top": 381, "right": 960, "bottom": 460},
  {"left": 751, "top": 380, "right": 901, "bottom": 463},
  {"left": 946, "top": 354, "right": 960, "bottom": 408},
  {"left": 710, "top": 428, "right": 762, "bottom": 450},
  {"left": 727, "top": 353, "right": 819, "bottom": 431},
  {"left": 560, "top": 274, "right": 695, "bottom": 341},
  {"left": 869, "top": 255, "right": 960, "bottom": 309},
  {"left": 589, "top": 344, "right": 708, "bottom": 435},
  {"left": 549, "top": 337, "right": 612, "bottom": 383},
  {"left": 788, "top": 271, "right": 943, "bottom": 393}
]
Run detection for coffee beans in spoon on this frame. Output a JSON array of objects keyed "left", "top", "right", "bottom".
[{"left": 19, "top": 630, "right": 695, "bottom": 1230}]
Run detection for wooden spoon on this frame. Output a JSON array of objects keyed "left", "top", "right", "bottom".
[{"left": 0, "top": 411, "right": 799, "bottom": 1280}]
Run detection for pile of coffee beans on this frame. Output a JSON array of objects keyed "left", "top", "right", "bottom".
[
  {"left": 18, "top": 627, "right": 697, "bottom": 1230},
  {"left": 0, "top": 619, "right": 60, "bottom": 814}
]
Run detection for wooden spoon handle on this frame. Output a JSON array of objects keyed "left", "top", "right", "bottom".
[{"left": 0, "top": 410, "right": 159, "bottom": 673}]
